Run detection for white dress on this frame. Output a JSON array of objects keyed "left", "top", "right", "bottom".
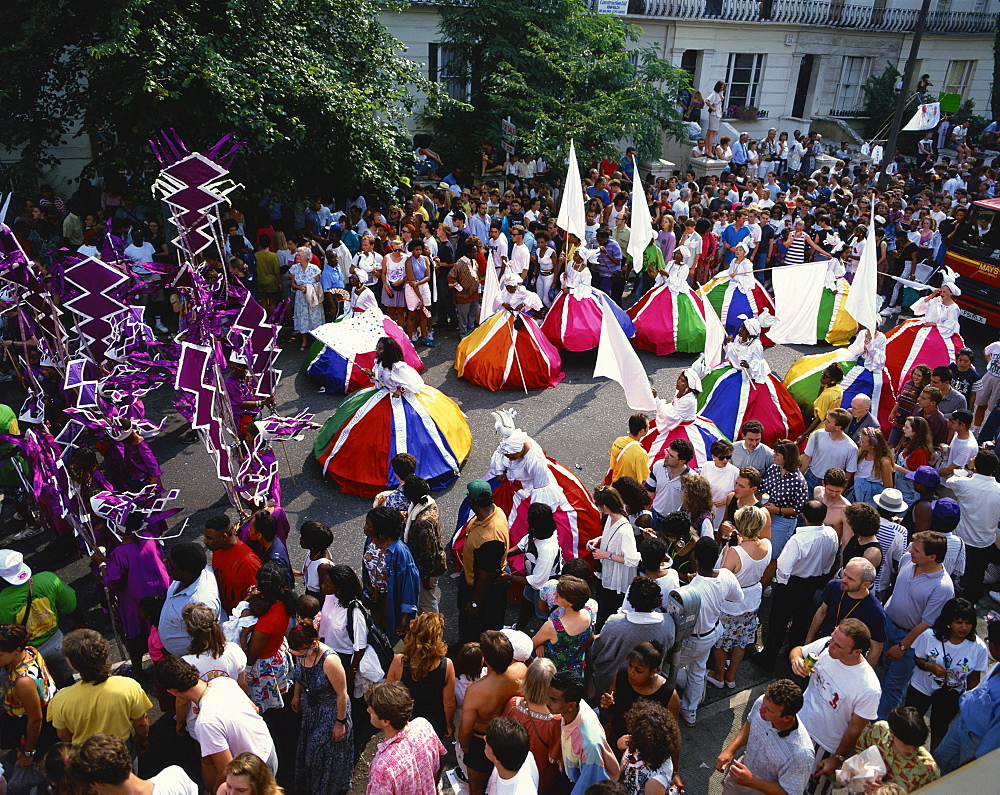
[
  {"left": 372, "top": 361, "right": 424, "bottom": 395},
  {"left": 911, "top": 296, "right": 960, "bottom": 337},
  {"left": 487, "top": 440, "right": 564, "bottom": 509},
  {"left": 726, "top": 337, "right": 770, "bottom": 383}
]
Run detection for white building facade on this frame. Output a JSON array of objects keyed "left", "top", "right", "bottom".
[{"left": 380, "top": 0, "right": 997, "bottom": 156}]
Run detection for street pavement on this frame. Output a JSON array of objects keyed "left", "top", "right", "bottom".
[{"left": 2, "top": 309, "right": 994, "bottom": 793}]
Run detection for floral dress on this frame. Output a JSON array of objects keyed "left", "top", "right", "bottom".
[
  {"left": 294, "top": 649, "right": 354, "bottom": 794},
  {"left": 291, "top": 262, "right": 324, "bottom": 333},
  {"left": 544, "top": 613, "right": 593, "bottom": 672}
]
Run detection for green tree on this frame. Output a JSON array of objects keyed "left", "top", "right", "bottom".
[
  {"left": 1, "top": 0, "right": 445, "bottom": 196},
  {"left": 861, "top": 62, "right": 908, "bottom": 139},
  {"left": 428, "top": 0, "right": 689, "bottom": 173}
]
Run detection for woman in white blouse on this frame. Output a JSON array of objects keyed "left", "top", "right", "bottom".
[{"left": 588, "top": 485, "right": 640, "bottom": 628}]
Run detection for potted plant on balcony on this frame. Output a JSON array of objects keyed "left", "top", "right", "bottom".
[{"left": 726, "top": 105, "right": 760, "bottom": 122}]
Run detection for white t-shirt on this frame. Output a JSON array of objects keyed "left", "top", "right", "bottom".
[
  {"left": 148, "top": 766, "right": 199, "bottom": 794},
  {"left": 797, "top": 637, "right": 881, "bottom": 753},
  {"left": 191, "top": 676, "right": 275, "bottom": 762},
  {"left": 317, "top": 595, "right": 368, "bottom": 654},
  {"left": 183, "top": 643, "right": 247, "bottom": 683},
  {"left": 908, "top": 628, "right": 989, "bottom": 696},
  {"left": 804, "top": 431, "right": 858, "bottom": 477},
  {"left": 124, "top": 242, "right": 156, "bottom": 265},
  {"left": 945, "top": 434, "right": 979, "bottom": 470},
  {"left": 487, "top": 754, "right": 539, "bottom": 794},
  {"left": 699, "top": 462, "right": 739, "bottom": 528},
  {"left": 681, "top": 569, "right": 743, "bottom": 633}
]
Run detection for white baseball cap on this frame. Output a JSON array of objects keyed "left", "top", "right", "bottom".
[{"left": 0, "top": 550, "right": 31, "bottom": 585}]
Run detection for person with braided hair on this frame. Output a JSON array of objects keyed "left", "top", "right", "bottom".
[{"left": 239, "top": 562, "right": 295, "bottom": 713}]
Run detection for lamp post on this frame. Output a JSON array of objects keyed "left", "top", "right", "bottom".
[{"left": 877, "top": 0, "right": 933, "bottom": 191}]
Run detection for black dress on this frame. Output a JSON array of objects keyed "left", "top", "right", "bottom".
[
  {"left": 401, "top": 657, "right": 449, "bottom": 741},
  {"left": 606, "top": 664, "right": 676, "bottom": 749},
  {"left": 842, "top": 535, "right": 881, "bottom": 576}
]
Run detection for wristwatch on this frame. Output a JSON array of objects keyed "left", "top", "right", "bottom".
[
  {"left": 22, "top": 750, "right": 34, "bottom": 758},
  {"left": 470, "top": 602, "right": 479, "bottom": 609},
  {"left": 898, "top": 642, "right": 908, "bottom": 651}
]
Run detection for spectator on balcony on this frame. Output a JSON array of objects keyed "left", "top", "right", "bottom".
[
  {"left": 916, "top": 74, "right": 933, "bottom": 102},
  {"left": 705, "top": 81, "right": 726, "bottom": 156},
  {"left": 732, "top": 133, "right": 750, "bottom": 168},
  {"left": 951, "top": 121, "right": 972, "bottom": 162},
  {"left": 714, "top": 136, "right": 734, "bottom": 164}
]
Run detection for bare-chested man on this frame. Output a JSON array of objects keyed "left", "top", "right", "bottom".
[
  {"left": 812, "top": 467, "right": 851, "bottom": 541},
  {"left": 458, "top": 630, "right": 523, "bottom": 795}
]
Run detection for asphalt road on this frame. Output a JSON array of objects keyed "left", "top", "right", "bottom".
[{"left": 3, "top": 308, "right": 994, "bottom": 792}]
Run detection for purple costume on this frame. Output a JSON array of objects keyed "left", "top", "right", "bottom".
[
  {"left": 102, "top": 538, "right": 170, "bottom": 639},
  {"left": 101, "top": 439, "right": 162, "bottom": 492},
  {"left": 226, "top": 372, "right": 257, "bottom": 432}
]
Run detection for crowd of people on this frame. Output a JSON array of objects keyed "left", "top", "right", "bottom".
[{"left": 2, "top": 117, "right": 1000, "bottom": 795}]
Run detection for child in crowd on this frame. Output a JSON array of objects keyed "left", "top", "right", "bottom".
[{"left": 293, "top": 520, "right": 333, "bottom": 600}]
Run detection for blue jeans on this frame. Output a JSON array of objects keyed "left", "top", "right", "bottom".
[
  {"left": 769, "top": 514, "right": 798, "bottom": 559},
  {"left": 934, "top": 713, "right": 980, "bottom": 774},
  {"left": 878, "top": 618, "right": 917, "bottom": 720},
  {"left": 804, "top": 470, "right": 822, "bottom": 493}
]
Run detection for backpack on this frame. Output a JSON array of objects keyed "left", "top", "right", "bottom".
[{"left": 346, "top": 600, "right": 395, "bottom": 675}]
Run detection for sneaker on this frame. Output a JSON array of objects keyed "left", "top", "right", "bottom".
[
  {"left": 706, "top": 673, "right": 726, "bottom": 689},
  {"left": 726, "top": 679, "right": 737, "bottom": 689},
  {"left": 421, "top": 337, "right": 436, "bottom": 348},
  {"left": 154, "top": 319, "right": 169, "bottom": 334},
  {"left": 989, "top": 590, "right": 1000, "bottom": 603},
  {"left": 679, "top": 709, "right": 697, "bottom": 726},
  {"left": 13, "top": 525, "right": 43, "bottom": 541}
]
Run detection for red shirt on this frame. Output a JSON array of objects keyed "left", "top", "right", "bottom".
[
  {"left": 212, "top": 540, "right": 261, "bottom": 614},
  {"left": 253, "top": 601, "right": 291, "bottom": 659}
]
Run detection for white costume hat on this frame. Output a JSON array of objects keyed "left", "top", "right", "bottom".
[
  {"left": 499, "top": 429, "right": 529, "bottom": 456},
  {"left": 682, "top": 367, "right": 702, "bottom": 393}
]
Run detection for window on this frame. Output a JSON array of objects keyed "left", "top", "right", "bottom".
[
  {"left": 428, "top": 43, "right": 470, "bottom": 102},
  {"left": 833, "top": 56, "right": 873, "bottom": 113},
  {"left": 943, "top": 60, "right": 976, "bottom": 98},
  {"left": 725, "top": 53, "right": 764, "bottom": 110}
]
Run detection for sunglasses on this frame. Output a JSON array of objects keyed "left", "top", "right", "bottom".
[{"left": 715, "top": 454, "right": 732, "bottom": 460}]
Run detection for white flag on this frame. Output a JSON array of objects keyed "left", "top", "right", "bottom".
[
  {"left": 902, "top": 102, "right": 941, "bottom": 131},
  {"left": 478, "top": 256, "right": 501, "bottom": 324},
  {"left": 628, "top": 155, "right": 655, "bottom": 273},
  {"left": 702, "top": 298, "right": 727, "bottom": 370},
  {"left": 556, "top": 140, "right": 586, "bottom": 243},
  {"left": 594, "top": 303, "right": 656, "bottom": 410},
  {"left": 844, "top": 206, "right": 879, "bottom": 332}
]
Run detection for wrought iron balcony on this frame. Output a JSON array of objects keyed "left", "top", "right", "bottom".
[{"left": 590, "top": 0, "right": 995, "bottom": 33}]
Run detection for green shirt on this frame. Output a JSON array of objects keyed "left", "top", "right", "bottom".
[
  {"left": 0, "top": 572, "right": 77, "bottom": 644},
  {"left": 643, "top": 242, "right": 665, "bottom": 277},
  {"left": 254, "top": 250, "right": 282, "bottom": 293}
]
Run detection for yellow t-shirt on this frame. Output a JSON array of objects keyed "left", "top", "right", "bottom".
[
  {"left": 609, "top": 436, "right": 650, "bottom": 484},
  {"left": 48, "top": 676, "right": 153, "bottom": 744},
  {"left": 813, "top": 385, "right": 844, "bottom": 421}
]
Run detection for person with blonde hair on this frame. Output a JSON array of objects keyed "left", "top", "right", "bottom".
[
  {"left": 708, "top": 505, "right": 771, "bottom": 689},
  {"left": 387, "top": 612, "right": 456, "bottom": 743},
  {"left": 503, "top": 657, "right": 562, "bottom": 791},
  {"left": 218, "top": 752, "right": 285, "bottom": 795}
]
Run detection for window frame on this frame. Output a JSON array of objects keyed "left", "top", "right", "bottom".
[
  {"left": 725, "top": 53, "right": 765, "bottom": 111},
  {"left": 943, "top": 60, "right": 976, "bottom": 98},
  {"left": 833, "top": 55, "right": 874, "bottom": 114}
]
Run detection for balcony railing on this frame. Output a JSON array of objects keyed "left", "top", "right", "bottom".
[{"left": 587, "top": 0, "right": 995, "bottom": 33}]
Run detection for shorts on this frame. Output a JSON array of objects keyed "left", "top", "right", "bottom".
[
  {"left": 404, "top": 282, "right": 432, "bottom": 312},
  {"left": 975, "top": 372, "right": 1000, "bottom": 409},
  {"left": 464, "top": 732, "right": 494, "bottom": 774}
]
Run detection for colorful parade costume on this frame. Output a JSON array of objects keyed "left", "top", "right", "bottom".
[
  {"left": 817, "top": 258, "right": 857, "bottom": 346},
  {"left": 313, "top": 360, "right": 471, "bottom": 498},
  {"left": 699, "top": 251, "right": 776, "bottom": 346},
  {"left": 885, "top": 292, "right": 964, "bottom": 391},
  {"left": 627, "top": 253, "right": 713, "bottom": 356},
  {"left": 304, "top": 309, "right": 423, "bottom": 395},
  {"left": 642, "top": 371, "right": 726, "bottom": 468},
  {"left": 784, "top": 329, "right": 896, "bottom": 431},
  {"left": 451, "top": 411, "right": 601, "bottom": 574},
  {"left": 455, "top": 283, "right": 564, "bottom": 391},
  {"left": 697, "top": 322, "right": 804, "bottom": 446},
  {"left": 540, "top": 260, "right": 634, "bottom": 352}
]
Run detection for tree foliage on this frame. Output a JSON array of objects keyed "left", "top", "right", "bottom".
[
  {"left": 1, "top": 0, "right": 445, "bottom": 196},
  {"left": 428, "top": 0, "right": 689, "bottom": 171}
]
